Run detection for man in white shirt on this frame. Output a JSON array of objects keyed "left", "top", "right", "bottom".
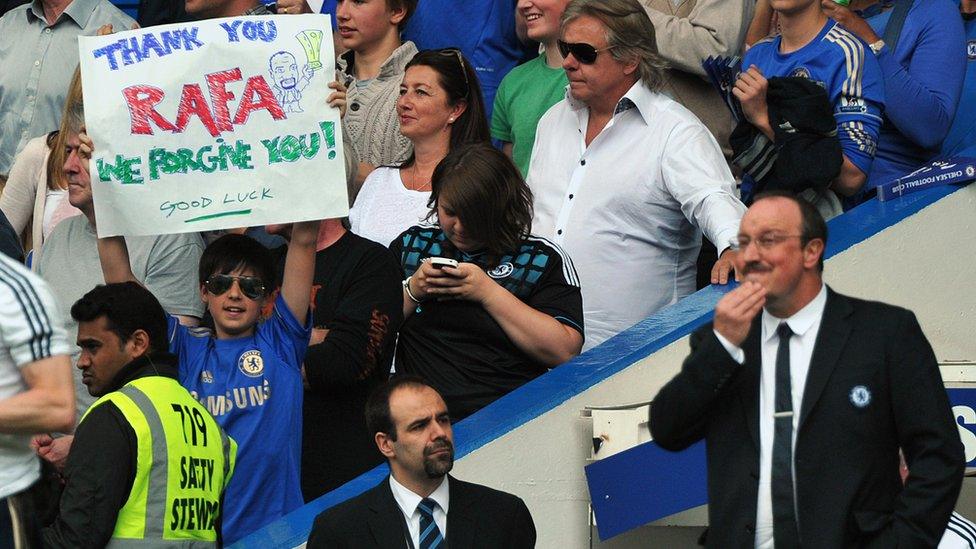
[
  {"left": 650, "top": 192, "right": 964, "bottom": 548},
  {"left": 307, "top": 375, "right": 536, "bottom": 548},
  {"left": 526, "top": 0, "right": 745, "bottom": 350}
]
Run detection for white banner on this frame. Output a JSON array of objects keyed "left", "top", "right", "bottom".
[{"left": 79, "top": 15, "right": 347, "bottom": 237}]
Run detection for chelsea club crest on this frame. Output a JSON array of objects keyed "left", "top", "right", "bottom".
[
  {"left": 238, "top": 350, "right": 264, "bottom": 377},
  {"left": 487, "top": 262, "right": 514, "bottom": 279},
  {"left": 849, "top": 385, "right": 872, "bottom": 408},
  {"left": 789, "top": 66, "right": 812, "bottom": 79}
]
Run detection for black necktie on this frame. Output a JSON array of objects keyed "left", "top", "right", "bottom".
[{"left": 772, "top": 322, "right": 799, "bottom": 548}]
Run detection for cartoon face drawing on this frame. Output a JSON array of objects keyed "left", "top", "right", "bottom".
[{"left": 270, "top": 51, "right": 300, "bottom": 90}]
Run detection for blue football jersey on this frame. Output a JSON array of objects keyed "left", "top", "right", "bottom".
[
  {"left": 941, "top": 15, "right": 976, "bottom": 159},
  {"left": 744, "top": 20, "right": 885, "bottom": 175},
  {"left": 170, "top": 295, "right": 310, "bottom": 544}
]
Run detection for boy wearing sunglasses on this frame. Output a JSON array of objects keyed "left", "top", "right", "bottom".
[
  {"left": 96, "top": 225, "right": 319, "bottom": 545},
  {"left": 77, "top": 121, "right": 319, "bottom": 543}
]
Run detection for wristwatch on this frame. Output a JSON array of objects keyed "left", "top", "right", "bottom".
[{"left": 868, "top": 39, "right": 885, "bottom": 55}]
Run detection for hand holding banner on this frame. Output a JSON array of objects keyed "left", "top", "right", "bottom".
[{"left": 78, "top": 15, "right": 348, "bottom": 237}]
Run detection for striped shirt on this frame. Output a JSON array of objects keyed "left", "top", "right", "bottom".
[
  {"left": 942, "top": 511, "right": 976, "bottom": 549},
  {"left": 0, "top": 252, "right": 70, "bottom": 497}
]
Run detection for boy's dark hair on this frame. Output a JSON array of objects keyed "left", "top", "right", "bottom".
[
  {"left": 753, "top": 190, "right": 829, "bottom": 271},
  {"left": 71, "top": 282, "right": 169, "bottom": 353},
  {"left": 198, "top": 234, "right": 277, "bottom": 289},
  {"left": 426, "top": 143, "right": 533, "bottom": 265},
  {"left": 401, "top": 49, "right": 491, "bottom": 170},
  {"left": 365, "top": 375, "right": 442, "bottom": 442}
]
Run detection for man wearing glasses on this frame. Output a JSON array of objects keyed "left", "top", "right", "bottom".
[
  {"left": 526, "top": 0, "right": 745, "bottom": 351},
  {"left": 650, "top": 192, "right": 964, "bottom": 548}
]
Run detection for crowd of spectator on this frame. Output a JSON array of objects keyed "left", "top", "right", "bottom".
[{"left": 0, "top": 0, "right": 972, "bottom": 544}]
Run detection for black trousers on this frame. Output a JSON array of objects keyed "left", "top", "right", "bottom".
[{"left": 0, "top": 480, "right": 42, "bottom": 549}]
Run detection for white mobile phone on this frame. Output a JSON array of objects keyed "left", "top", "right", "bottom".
[{"left": 429, "top": 257, "right": 459, "bottom": 269}]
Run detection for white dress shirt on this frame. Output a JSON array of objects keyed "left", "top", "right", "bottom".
[
  {"left": 526, "top": 81, "right": 745, "bottom": 350},
  {"left": 390, "top": 475, "right": 450, "bottom": 548},
  {"left": 715, "top": 283, "right": 828, "bottom": 548}
]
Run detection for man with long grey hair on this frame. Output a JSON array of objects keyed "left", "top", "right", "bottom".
[{"left": 526, "top": 0, "right": 746, "bottom": 350}]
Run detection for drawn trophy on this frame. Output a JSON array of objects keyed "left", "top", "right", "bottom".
[{"left": 296, "top": 29, "right": 324, "bottom": 71}]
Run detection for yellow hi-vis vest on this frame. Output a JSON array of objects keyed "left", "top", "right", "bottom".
[{"left": 81, "top": 376, "right": 237, "bottom": 547}]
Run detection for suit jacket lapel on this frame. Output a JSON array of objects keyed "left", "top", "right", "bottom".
[
  {"left": 368, "top": 479, "right": 411, "bottom": 548},
  {"left": 739, "top": 315, "right": 764, "bottom": 451},
  {"left": 798, "top": 288, "right": 853, "bottom": 430},
  {"left": 445, "top": 476, "right": 476, "bottom": 548}
]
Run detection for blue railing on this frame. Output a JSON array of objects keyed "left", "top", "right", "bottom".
[{"left": 232, "top": 181, "right": 971, "bottom": 547}]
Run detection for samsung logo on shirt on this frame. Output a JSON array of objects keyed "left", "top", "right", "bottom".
[{"left": 190, "top": 380, "right": 271, "bottom": 417}]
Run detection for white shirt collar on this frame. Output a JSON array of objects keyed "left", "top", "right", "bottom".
[
  {"left": 389, "top": 474, "right": 450, "bottom": 517},
  {"left": 761, "top": 283, "right": 828, "bottom": 343},
  {"left": 564, "top": 80, "right": 657, "bottom": 126}
]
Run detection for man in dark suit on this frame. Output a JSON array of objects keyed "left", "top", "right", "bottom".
[
  {"left": 650, "top": 191, "right": 964, "bottom": 548},
  {"left": 307, "top": 375, "right": 536, "bottom": 548}
]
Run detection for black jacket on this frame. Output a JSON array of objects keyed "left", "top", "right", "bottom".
[
  {"left": 650, "top": 289, "right": 964, "bottom": 548},
  {"left": 41, "top": 353, "right": 182, "bottom": 549},
  {"left": 0, "top": 210, "right": 22, "bottom": 263},
  {"left": 732, "top": 76, "right": 843, "bottom": 200},
  {"left": 307, "top": 475, "right": 536, "bottom": 548}
]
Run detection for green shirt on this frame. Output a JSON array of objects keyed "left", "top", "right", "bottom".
[{"left": 491, "top": 53, "right": 568, "bottom": 176}]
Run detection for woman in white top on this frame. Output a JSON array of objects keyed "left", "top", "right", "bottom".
[
  {"left": 349, "top": 49, "right": 490, "bottom": 247},
  {"left": 0, "top": 68, "right": 83, "bottom": 265}
]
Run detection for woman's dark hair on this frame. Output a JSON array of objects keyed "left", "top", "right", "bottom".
[
  {"left": 401, "top": 49, "right": 490, "bottom": 168},
  {"left": 198, "top": 233, "right": 277, "bottom": 289},
  {"left": 426, "top": 144, "right": 533, "bottom": 264},
  {"left": 70, "top": 282, "right": 169, "bottom": 354}
]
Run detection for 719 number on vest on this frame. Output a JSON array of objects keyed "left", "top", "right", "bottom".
[{"left": 171, "top": 404, "right": 209, "bottom": 446}]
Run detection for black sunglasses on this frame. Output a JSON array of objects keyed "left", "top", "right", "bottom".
[
  {"left": 434, "top": 48, "right": 470, "bottom": 99},
  {"left": 557, "top": 40, "right": 615, "bottom": 65},
  {"left": 204, "top": 274, "right": 267, "bottom": 300}
]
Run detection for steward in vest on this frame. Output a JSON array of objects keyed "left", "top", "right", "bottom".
[{"left": 43, "top": 282, "right": 236, "bottom": 548}]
